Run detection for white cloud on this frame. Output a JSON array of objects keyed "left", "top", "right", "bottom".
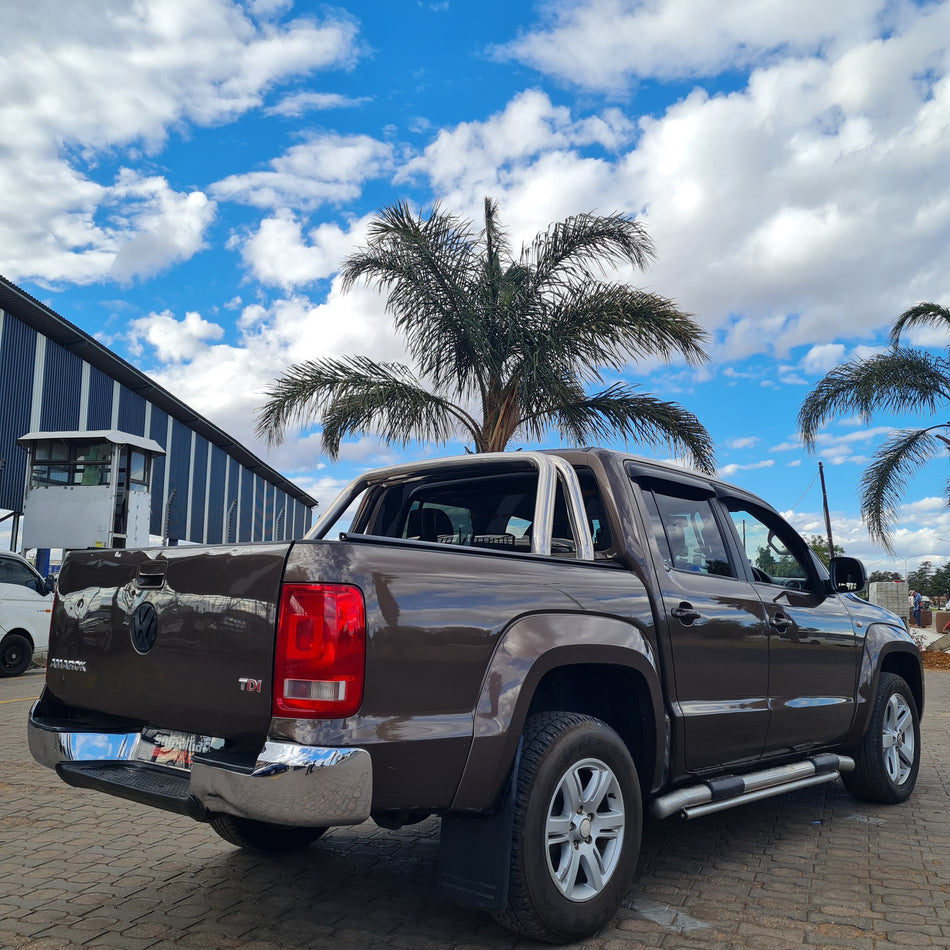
[
  {"left": 110, "top": 173, "right": 217, "bottom": 281},
  {"left": 265, "top": 92, "right": 370, "bottom": 116},
  {"left": 127, "top": 310, "right": 225, "bottom": 362},
  {"left": 719, "top": 459, "right": 775, "bottom": 477},
  {"left": 0, "top": 0, "right": 361, "bottom": 283},
  {"left": 726, "top": 436, "right": 760, "bottom": 450},
  {"left": 211, "top": 135, "right": 393, "bottom": 211},
  {"left": 783, "top": 500, "right": 950, "bottom": 573},
  {"left": 499, "top": 0, "right": 894, "bottom": 90},
  {"left": 126, "top": 281, "right": 406, "bottom": 470},
  {"left": 400, "top": 89, "right": 634, "bottom": 219},
  {"left": 770, "top": 425, "right": 895, "bottom": 465},
  {"left": 238, "top": 211, "right": 373, "bottom": 288},
  {"left": 801, "top": 343, "right": 847, "bottom": 374}
]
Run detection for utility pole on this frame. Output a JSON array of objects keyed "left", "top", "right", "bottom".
[{"left": 818, "top": 461, "right": 835, "bottom": 563}]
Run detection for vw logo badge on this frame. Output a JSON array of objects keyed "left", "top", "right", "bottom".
[{"left": 130, "top": 602, "right": 159, "bottom": 655}]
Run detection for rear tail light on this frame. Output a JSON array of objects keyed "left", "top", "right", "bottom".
[{"left": 273, "top": 584, "right": 365, "bottom": 719}]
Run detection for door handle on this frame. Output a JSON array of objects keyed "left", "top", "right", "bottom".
[
  {"left": 769, "top": 611, "right": 792, "bottom": 632},
  {"left": 671, "top": 603, "right": 701, "bottom": 625}
]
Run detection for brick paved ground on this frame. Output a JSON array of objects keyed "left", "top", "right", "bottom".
[{"left": 2, "top": 668, "right": 948, "bottom": 950}]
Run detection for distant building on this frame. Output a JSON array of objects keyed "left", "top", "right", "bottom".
[{"left": 0, "top": 276, "right": 316, "bottom": 555}]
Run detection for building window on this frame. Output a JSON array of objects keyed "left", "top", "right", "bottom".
[{"left": 29, "top": 439, "right": 113, "bottom": 487}]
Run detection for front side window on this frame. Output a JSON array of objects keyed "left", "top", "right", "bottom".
[
  {"left": 726, "top": 502, "right": 813, "bottom": 590},
  {"left": 0, "top": 557, "right": 41, "bottom": 591}
]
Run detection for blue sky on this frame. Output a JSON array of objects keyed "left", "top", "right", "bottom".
[{"left": 2, "top": 0, "right": 949, "bottom": 573}]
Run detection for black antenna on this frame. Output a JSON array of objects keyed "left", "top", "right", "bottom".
[{"left": 818, "top": 461, "right": 835, "bottom": 562}]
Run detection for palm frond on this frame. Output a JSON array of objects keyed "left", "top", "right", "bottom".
[
  {"left": 480, "top": 196, "right": 511, "bottom": 298},
  {"left": 798, "top": 348, "right": 950, "bottom": 445},
  {"left": 255, "top": 356, "right": 480, "bottom": 457},
  {"left": 519, "top": 382, "right": 716, "bottom": 473},
  {"left": 888, "top": 302, "right": 950, "bottom": 346},
  {"left": 339, "top": 200, "right": 491, "bottom": 395},
  {"left": 860, "top": 426, "right": 946, "bottom": 553},
  {"left": 528, "top": 212, "right": 656, "bottom": 291},
  {"left": 541, "top": 283, "right": 709, "bottom": 375}
]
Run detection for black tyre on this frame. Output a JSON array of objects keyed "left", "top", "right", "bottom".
[
  {"left": 843, "top": 672, "right": 920, "bottom": 804},
  {"left": 209, "top": 814, "right": 327, "bottom": 853},
  {"left": 494, "top": 712, "right": 642, "bottom": 944},
  {"left": 0, "top": 633, "right": 32, "bottom": 677}
]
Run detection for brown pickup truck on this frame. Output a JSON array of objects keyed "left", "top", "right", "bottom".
[{"left": 29, "top": 448, "right": 922, "bottom": 943}]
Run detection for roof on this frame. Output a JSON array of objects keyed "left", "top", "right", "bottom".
[
  {"left": 0, "top": 275, "right": 317, "bottom": 509},
  {"left": 17, "top": 430, "right": 166, "bottom": 455}
]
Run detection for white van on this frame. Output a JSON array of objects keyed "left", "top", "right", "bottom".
[{"left": 0, "top": 551, "right": 54, "bottom": 676}]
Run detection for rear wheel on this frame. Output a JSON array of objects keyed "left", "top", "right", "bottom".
[
  {"left": 843, "top": 672, "right": 920, "bottom": 803},
  {"left": 0, "top": 633, "right": 32, "bottom": 677},
  {"left": 209, "top": 814, "right": 327, "bottom": 853},
  {"left": 494, "top": 712, "right": 642, "bottom": 944}
]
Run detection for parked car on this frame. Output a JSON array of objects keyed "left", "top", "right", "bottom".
[
  {"left": 29, "top": 449, "right": 922, "bottom": 942},
  {"left": 0, "top": 551, "right": 54, "bottom": 675}
]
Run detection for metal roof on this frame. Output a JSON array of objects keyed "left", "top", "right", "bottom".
[
  {"left": 0, "top": 275, "right": 317, "bottom": 509},
  {"left": 17, "top": 430, "right": 166, "bottom": 455}
]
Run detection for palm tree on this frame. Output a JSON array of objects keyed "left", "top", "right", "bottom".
[
  {"left": 798, "top": 302, "right": 950, "bottom": 553},
  {"left": 257, "top": 197, "right": 715, "bottom": 471}
]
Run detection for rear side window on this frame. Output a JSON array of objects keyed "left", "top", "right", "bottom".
[
  {"left": 361, "top": 469, "right": 589, "bottom": 556},
  {"left": 639, "top": 486, "right": 734, "bottom": 578}
]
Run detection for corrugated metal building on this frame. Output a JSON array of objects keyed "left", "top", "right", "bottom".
[{"left": 0, "top": 276, "right": 316, "bottom": 548}]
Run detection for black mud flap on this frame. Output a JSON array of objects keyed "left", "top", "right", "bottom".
[{"left": 438, "top": 740, "right": 521, "bottom": 912}]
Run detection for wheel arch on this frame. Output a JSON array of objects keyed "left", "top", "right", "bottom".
[
  {"left": 449, "top": 611, "right": 666, "bottom": 813},
  {"left": 880, "top": 649, "right": 923, "bottom": 718},
  {"left": 1, "top": 628, "right": 36, "bottom": 649},
  {"left": 847, "top": 622, "right": 924, "bottom": 747}
]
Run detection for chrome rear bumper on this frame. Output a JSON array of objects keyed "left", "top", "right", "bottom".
[{"left": 28, "top": 703, "right": 372, "bottom": 828}]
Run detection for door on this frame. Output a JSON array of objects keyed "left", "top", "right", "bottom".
[
  {"left": 634, "top": 477, "right": 770, "bottom": 772},
  {"left": 723, "top": 500, "right": 860, "bottom": 753}
]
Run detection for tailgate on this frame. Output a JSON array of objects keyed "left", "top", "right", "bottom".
[{"left": 46, "top": 544, "right": 291, "bottom": 741}]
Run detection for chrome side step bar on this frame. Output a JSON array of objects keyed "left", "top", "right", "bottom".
[{"left": 650, "top": 753, "right": 855, "bottom": 820}]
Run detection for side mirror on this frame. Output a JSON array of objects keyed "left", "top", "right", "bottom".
[
  {"left": 829, "top": 556, "right": 867, "bottom": 593},
  {"left": 44, "top": 574, "right": 57, "bottom": 595}
]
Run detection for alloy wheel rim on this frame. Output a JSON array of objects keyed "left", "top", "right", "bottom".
[
  {"left": 544, "top": 757, "right": 625, "bottom": 902},
  {"left": 881, "top": 693, "right": 915, "bottom": 785}
]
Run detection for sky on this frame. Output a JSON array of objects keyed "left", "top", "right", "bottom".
[{"left": 1, "top": 0, "right": 949, "bottom": 575}]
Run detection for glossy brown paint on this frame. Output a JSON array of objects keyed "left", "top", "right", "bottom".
[
  {"left": 283, "top": 536, "right": 658, "bottom": 811},
  {"left": 759, "top": 584, "right": 859, "bottom": 752},
  {"left": 450, "top": 615, "right": 663, "bottom": 811},
  {"left": 651, "top": 565, "right": 770, "bottom": 771},
  {"left": 46, "top": 544, "right": 291, "bottom": 741}
]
